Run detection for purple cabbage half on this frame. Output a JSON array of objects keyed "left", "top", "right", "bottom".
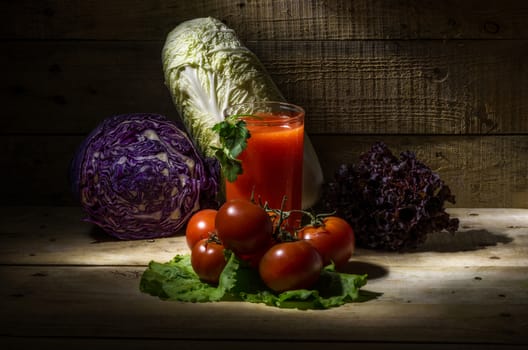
[{"left": 70, "top": 113, "right": 219, "bottom": 240}]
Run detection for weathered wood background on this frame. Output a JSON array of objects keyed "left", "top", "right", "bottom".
[{"left": 1, "top": 0, "right": 527, "bottom": 207}]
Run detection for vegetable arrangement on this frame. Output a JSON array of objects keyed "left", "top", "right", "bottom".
[
  {"left": 70, "top": 16, "right": 460, "bottom": 309},
  {"left": 140, "top": 197, "right": 370, "bottom": 309}
]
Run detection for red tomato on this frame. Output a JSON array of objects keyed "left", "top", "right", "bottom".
[
  {"left": 185, "top": 209, "right": 217, "bottom": 249},
  {"left": 190, "top": 238, "right": 226, "bottom": 285},
  {"left": 259, "top": 240, "right": 323, "bottom": 293},
  {"left": 215, "top": 199, "right": 273, "bottom": 255},
  {"left": 297, "top": 216, "right": 355, "bottom": 269}
]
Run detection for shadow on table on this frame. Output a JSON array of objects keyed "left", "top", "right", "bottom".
[
  {"left": 411, "top": 229, "right": 513, "bottom": 253},
  {"left": 88, "top": 225, "right": 121, "bottom": 243},
  {"left": 341, "top": 260, "right": 389, "bottom": 279}
]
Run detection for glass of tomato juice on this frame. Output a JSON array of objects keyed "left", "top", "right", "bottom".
[{"left": 223, "top": 101, "right": 305, "bottom": 214}]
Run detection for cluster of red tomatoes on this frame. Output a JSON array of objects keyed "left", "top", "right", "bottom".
[{"left": 185, "top": 198, "right": 355, "bottom": 293}]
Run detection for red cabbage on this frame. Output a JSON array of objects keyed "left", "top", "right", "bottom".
[
  {"left": 321, "top": 142, "right": 459, "bottom": 251},
  {"left": 70, "top": 113, "right": 219, "bottom": 240}
]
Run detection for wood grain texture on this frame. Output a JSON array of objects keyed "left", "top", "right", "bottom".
[
  {"left": 2, "top": 40, "right": 527, "bottom": 134},
  {"left": 0, "top": 207, "right": 527, "bottom": 346},
  {"left": 2, "top": 0, "right": 528, "bottom": 40},
  {"left": 1, "top": 41, "right": 174, "bottom": 134},
  {"left": 252, "top": 40, "right": 528, "bottom": 134},
  {"left": 1, "top": 265, "right": 526, "bottom": 345},
  {"left": 0, "top": 206, "right": 527, "bottom": 268}
]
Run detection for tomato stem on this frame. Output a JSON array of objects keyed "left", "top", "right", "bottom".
[
  {"left": 259, "top": 195, "right": 339, "bottom": 242},
  {"left": 206, "top": 231, "right": 222, "bottom": 245}
]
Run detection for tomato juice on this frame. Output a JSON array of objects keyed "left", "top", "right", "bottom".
[{"left": 225, "top": 102, "right": 305, "bottom": 216}]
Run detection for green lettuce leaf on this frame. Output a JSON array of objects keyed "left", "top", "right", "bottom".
[
  {"left": 139, "top": 252, "right": 374, "bottom": 309},
  {"left": 139, "top": 255, "right": 218, "bottom": 302}
]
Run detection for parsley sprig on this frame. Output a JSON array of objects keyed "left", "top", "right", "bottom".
[{"left": 211, "top": 114, "right": 252, "bottom": 182}]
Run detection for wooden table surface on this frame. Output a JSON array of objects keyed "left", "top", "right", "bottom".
[{"left": 1, "top": 207, "right": 527, "bottom": 349}]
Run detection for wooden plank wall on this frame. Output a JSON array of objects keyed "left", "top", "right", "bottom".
[{"left": 1, "top": 0, "right": 527, "bottom": 208}]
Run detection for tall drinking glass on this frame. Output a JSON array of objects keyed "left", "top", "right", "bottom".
[{"left": 223, "top": 101, "right": 305, "bottom": 216}]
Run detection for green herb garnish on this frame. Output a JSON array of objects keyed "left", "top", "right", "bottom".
[{"left": 211, "top": 114, "right": 252, "bottom": 182}]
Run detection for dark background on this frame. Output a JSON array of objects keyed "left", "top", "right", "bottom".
[{"left": 1, "top": 0, "right": 527, "bottom": 208}]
